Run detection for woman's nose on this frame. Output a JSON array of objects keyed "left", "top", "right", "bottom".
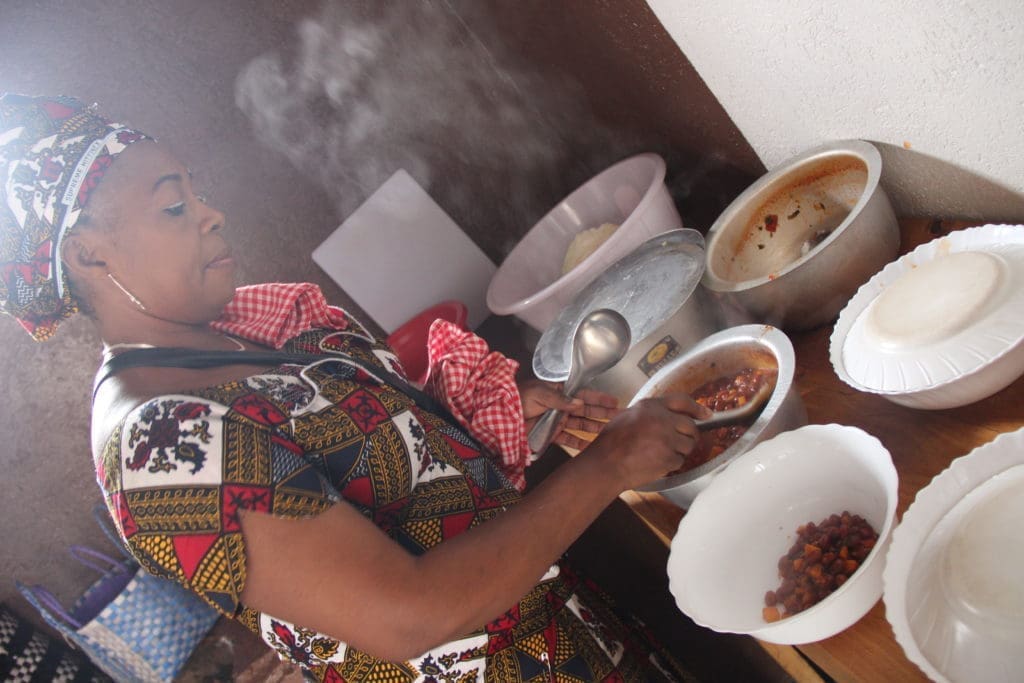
[{"left": 200, "top": 202, "right": 226, "bottom": 233}]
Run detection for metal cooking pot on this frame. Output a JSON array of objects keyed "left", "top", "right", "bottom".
[
  {"left": 701, "top": 140, "right": 899, "bottom": 331},
  {"left": 533, "top": 229, "right": 732, "bottom": 405},
  {"left": 629, "top": 324, "right": 808, "bottom": 508}
]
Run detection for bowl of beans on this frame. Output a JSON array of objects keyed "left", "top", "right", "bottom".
[
  {"left": 629, "top": 324, "right": 807, "bottom": 507},
  {"left": 666, "top": 424, "right": 899, "bottom": 644}
]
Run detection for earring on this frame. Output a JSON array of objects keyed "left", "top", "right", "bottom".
[{"left": 107, "top": 273, "right": 146, "bottom": 310}]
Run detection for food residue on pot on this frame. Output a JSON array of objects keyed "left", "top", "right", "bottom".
[
  {"left": 717, "top": 155, "right": 868, "bottom": 282},
  {"left": 801, "top": 229, "right": 833, "bottom": 255}
]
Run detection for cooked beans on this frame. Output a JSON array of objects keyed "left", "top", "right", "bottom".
[
  {"left": 762, "top": 511, "right": 879, "bottom": 623},
  {"left": 666, "top": 367, "right": 776, "bottom": 475}
]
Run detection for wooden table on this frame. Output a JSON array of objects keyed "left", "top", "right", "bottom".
[{"left": 621, "top": 218, "right": 1022, "bottom": 683}]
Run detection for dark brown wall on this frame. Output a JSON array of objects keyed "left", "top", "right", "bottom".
[
  {"left": 0, "top": 0, "right": 760, "bottom": 649},
  {"left": 464, "top": 0, "right": 764, "bottom": 231}
]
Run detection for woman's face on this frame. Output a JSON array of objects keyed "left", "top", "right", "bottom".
[{"left": 86, "top": 141, "right": 236, "bottom": 324}]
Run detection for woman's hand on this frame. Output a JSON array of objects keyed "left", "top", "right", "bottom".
[
  {"left": 585, "top": 393, "right": 713, "bottom": 492},
  {"left": 519, "top": 379, "right": 620, "bottom": 451}
]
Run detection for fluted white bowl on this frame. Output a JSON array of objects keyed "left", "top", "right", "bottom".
[{"left": 883, "top": 427, "right": 1024, "bottom": 683}]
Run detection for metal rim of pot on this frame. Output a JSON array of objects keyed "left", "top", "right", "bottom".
[
  {"left": 701, "top": 139, "right": 884, "bottom": 293},
  {"left": 629, "top": 324, "right": 800, "bottom": 497}
]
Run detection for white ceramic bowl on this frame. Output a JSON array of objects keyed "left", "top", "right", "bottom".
[
  {"left": 667, "top": 424, "right": 898, "bottom": 644},
  {"left": 883, "top": 427, "right": 1024, "bottom": 683},
  {"left": 830, "top": 225, "right": 1024, "bottom": 409},
  {"left": 486, "top": 153, "right": 682, "bottom": 332}
]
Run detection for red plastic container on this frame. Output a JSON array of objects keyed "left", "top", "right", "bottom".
[{"left": 386, "top": 300, "right": 469, "bottom": 384}]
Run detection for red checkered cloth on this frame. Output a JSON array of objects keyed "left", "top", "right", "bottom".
[
  {"left": 210, "top": 283, "right": 530, "bottom": 489},
  {"left": 210, "top": 282, "right": 364, "bottom": 348},
  {"left": 426, "top": 319, "right": 532, "bottom": 491}
]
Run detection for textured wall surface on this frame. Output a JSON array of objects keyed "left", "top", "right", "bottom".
[
  {"left": 0, "top": 0, "right": 759, "bottom": 662},
  {"left": 647, "top": 0, "right": 1024, "bottom": 221}
]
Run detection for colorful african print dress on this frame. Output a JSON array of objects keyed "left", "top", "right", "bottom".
[{"left": 96, "top": 326, "right": 688, "bottom": 682}]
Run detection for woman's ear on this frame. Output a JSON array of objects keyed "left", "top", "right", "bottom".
[{"left": 61, "top": 230, "right": 108, "bottom": 282}]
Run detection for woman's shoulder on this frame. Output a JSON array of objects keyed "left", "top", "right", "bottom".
[
  {"left": 92, "top": 380, "right": 234, "bottom": 486},
  {"left": 91, "top": 362, "right": 263, "bottom": 457},
  {"left": 89, "top": 326, "right": 401, "bottom": 457},
  {"left": 95, "top": 374, "right": 333, "bottom": 500}
]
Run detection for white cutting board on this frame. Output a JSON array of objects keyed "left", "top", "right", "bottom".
[{"left": 312, "top": 169, "right": 496, "bottom": 333}]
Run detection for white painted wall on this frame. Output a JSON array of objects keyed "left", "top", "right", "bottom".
[{"left": 646, "top": 0, "right": 1024, "bottom": 221}]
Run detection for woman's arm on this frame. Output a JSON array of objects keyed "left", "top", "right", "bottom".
[{"left": 240, "top": 393, "right": 709, "bottom": 662}]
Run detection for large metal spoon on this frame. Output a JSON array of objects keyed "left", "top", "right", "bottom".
[{"left": 527, "top": 308, "right": 631, "bottom": 454}]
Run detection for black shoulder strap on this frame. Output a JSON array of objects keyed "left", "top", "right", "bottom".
[{"left": 93, "top": 347, "right": 453, "bottom": 420}]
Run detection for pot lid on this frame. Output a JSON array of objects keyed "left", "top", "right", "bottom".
[{"left": 533, "top": 228, "right": 706, "bottom": 382}]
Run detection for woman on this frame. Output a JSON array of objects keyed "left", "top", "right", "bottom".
[{"left": 0, "top": 94, "right": 710, "bottom": 682}]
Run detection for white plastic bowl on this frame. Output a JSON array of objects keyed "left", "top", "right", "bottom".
[
  {"left": 667, "top": 424, "right": 898, "bottom": 644},
  {"left": 830, "top": 225, "right": 1024, "bottom": 409},
  {"left": 486, "top": 153, "right": 682, "bottom": 331},
  {"left": 883, "top": 427, "right": 1024, "bottom": 683}
]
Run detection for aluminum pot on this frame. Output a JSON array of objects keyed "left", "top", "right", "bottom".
[
  {"left": 702, "top": 140, "right": 899, "bottom": 331},
  {"left": 630, "top": 325, "right": 808, "bottom": 508},
  {"left": 533, "top": 229, "right": 730, "bottom": 406}
]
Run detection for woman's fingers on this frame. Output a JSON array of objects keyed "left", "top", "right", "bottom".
[
  {"left": 522, "top": 381, "right": 704, "bottom": 462},
  {"left": 543, "top": 388, "right": 619, "bottom": 416},
  {"left": 673, "top": 414, "right": 702, "bottom": 442},
  {"left": 568, "top": 401, "right": 620, "bottom": 423},
  {"left": 657, "top": 394, "right": 707, "bottom": 448},
  {"left": 660, "top": 392, "right": 713, "bottom": 420},
  {"left": 552, "top": 428, "right": 594, "bottom": 452},
  {"left": 550, "top": 388, "right": 620, "bottom": 428},
  {"left": 626, "top": 394, "right": 706, "bottom": 453},
  {"left": 572, "top": 387, "right": 619, "bottom": 410},
  {"left": 561, "top": 414, "right": 610, "bottom": 435},
  {"left": 670, "top": 430, "right": 698, "bottom": 455},
  {"left": 519, "top": 380, "right": 574, "bottom": 419},
  {"left": 520, "top": 380, "right": 622, "bottom": 439}
]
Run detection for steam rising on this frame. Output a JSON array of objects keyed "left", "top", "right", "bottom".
[{"left": 234, "top": 1, "right": 633, "bottom": 257}]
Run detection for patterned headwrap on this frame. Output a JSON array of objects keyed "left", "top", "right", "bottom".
[{"left": 0, "top": 94, "right": 150, "bottom": 340}]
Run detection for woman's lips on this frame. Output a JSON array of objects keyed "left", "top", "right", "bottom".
[{"left": 206, "top": 251, "right": 234, "bottom": 269}]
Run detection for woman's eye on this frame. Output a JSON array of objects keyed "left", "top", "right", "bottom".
[{"left": 163, "top": 202, "right": 186, "bottom": 216}]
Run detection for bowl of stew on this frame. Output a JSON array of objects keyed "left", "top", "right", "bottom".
[{"left": 629, "top": 324, "right": 807, "bottom": 507}]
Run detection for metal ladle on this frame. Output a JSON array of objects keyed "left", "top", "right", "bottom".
[
  {"left": 527, "top": 308, "right": 631, "bottom": 454},
  {"left": 693, "top": 381, "right": 774, "bottom": 430}
]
